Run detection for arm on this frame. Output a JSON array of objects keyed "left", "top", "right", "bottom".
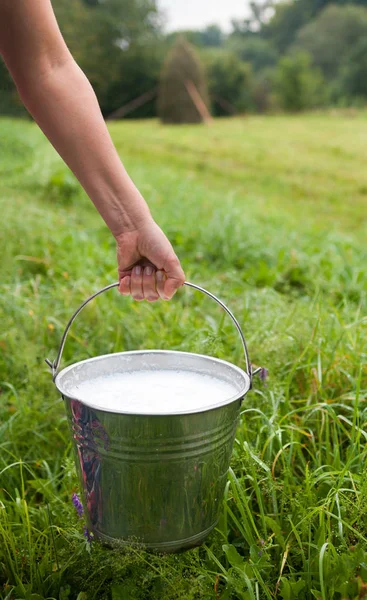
[{"left": 0, "top": 0, "right": 185, "bottom": 301}]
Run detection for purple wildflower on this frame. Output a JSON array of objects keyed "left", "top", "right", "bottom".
[
  {"left": 72, "top": 493, "right": 84, "bottom": 518},
  {"left": 259, "top": 368, "right": 269, "bottom": 383},
  {"left": 83, "top": 526, "right": 93, "bottom": 542},
  {"left": 72, "top": 494, "right": 93, "bottom": 543}
]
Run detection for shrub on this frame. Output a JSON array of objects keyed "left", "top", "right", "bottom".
[
  {"left": 203, "top": 49, "right": 253, "bottom": 116},
  {"left": 252, "top": 69, "right": 275, "bottom": 113},
  {"left": 274, "top": 52, "right": 326, "bottom": 112},
  {"left": 228, "top": 35, "right": 277, "bottom": 71},
  {"left": 336, "top": 37, "right": 367, "bottom": 103}
]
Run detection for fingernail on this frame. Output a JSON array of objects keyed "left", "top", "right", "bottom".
[
  {"left": 134, "top": 266, "right": 141, "bottom": 275},
  {"left": 123, "top": 276, "right": 130, "bottom": 287},
  {"left": 145, "top": 266, "right": 153, "bottom": 276},
  {"left": 156, "top": 271, "right": 164, "bottom": 281}
]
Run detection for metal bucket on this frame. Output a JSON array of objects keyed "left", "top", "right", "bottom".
[{"left": 47, "top": 282, "right": 259, "bottom": 553}]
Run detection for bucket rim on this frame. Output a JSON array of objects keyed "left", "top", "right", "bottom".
[{"left": 54, "top": 350, "right": 251, "bottom": 416}]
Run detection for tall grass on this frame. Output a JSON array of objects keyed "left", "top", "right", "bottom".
[{"left": 0, "top": 114, "right": 366, "bottom": 599}]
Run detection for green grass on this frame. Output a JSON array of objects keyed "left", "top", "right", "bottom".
[{"left": 1, "top": 112, "right": 367, "bottom": 600}]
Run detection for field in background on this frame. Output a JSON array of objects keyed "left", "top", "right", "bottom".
[{"left": 1, "top": 114, "right": 367, "bottom": 599}]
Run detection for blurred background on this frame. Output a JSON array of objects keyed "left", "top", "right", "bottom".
[
  {"left": 1, "top": 0, "right": 367, "bottom": 121},
  {"left": 1, "top": 2, "right": 367, "bottom": 598}
]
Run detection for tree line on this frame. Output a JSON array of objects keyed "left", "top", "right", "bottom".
[{"left": 1, "top": 0, "right": 367, "bottom": 119}]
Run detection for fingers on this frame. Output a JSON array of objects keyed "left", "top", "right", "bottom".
[
  {"left": 118, "top": 256, "right": 185, "bottom": 302},
  {"left": 116, "top": 220, "right": 186, "bottom": 302},
  {"left": 119, "top": 264, "right": 185, "bottom": 301},
  {"left": 130, "top": 266, "right": 144, "bottom": 301},
  {"left": 156, "top": 270, "right": 167, "bottom": 300},
  {"left": 156, "top": 270, "right": 185, "bottom": 301},
  {"left": 119, "top": 275, "right": 131, "bottom": 296},
  {"left": 120, "top": 265, "right": 159, "bottom": 302},
  {"left": 142, "top": 266, "right": 159, "bottom": 302}
]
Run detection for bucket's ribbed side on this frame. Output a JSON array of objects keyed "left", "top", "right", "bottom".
[{"left": 64, "top": 397, "right": 242, "bottom": 552}]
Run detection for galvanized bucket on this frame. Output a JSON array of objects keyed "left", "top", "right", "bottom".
[{"left": 47, "top": 282, "right": 259, "bottom": 553}]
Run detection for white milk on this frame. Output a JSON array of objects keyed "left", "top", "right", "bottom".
[{"left": 71, "top": 369, "right": 239, "bottom": 414}]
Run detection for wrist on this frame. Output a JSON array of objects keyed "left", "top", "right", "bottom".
[
  {"left": 93, "top": 179, "right": 152, "bottom": 239},
  {"left": 112, "top": 205, "right": 153, "bottom": 241},
  {"left": 112, "top": 210, "right": 152, "bottom": 239}
]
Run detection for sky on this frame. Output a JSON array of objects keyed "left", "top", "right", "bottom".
[{"left": 158, "top": 0, "right": 250, "bottom": 32}]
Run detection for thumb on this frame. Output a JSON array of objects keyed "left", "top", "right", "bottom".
[{"left": 158, "top": 256, "right": 186, "bottom": 300}]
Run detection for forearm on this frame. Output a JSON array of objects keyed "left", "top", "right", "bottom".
[
  {"left": 0, "top": 0, "right": 184, "bottom": 301},
  {"left": 14, "top": 58, "right": 151, "bottom": 237}
]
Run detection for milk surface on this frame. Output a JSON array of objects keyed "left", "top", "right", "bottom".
[{"left": 71, "top": 369, "right": 239, "bottom": 414}]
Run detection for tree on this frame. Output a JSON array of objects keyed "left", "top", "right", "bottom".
[
  {"left": 337, "top": 37, "right": 367, "bottom": 100},
  {"left": 263, "top": 0, "right": 367, "bottom": 53},
  {"left": 166, "top": 30, "right": 205, "bottom": 48},
  {"left": 200, "top": 25, "right": 224, "bottom": 47},
  {"left": 54, "top": 0, "right": 163, "bottom": 117},
  {"left": 202, "top": 49, "right": 252, "bottom": 116},
  {"left": 304, "top": 0, "right": 367, "bottom": 15},
  {"left": 158, "top": 38, "right": 209, "bottom": 124},
  {"left": 228, "top": 36, "right": 277, "bottom": 71},
  {"left": 166, "top": 25, "right": 224, "bottom": 49},
  {"left": 263, "top": 1, "right": 312, "bottom": 53},
  {"left": 294, "top": 4, "right": 367, "bottom": 81},
  {"left": 274, "top": 52, "right": 326, "bottom": 112},
  {"left": 231, "top": 1, "right": 275, "bottom": 34}
]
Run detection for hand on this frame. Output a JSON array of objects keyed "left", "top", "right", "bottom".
[{"left": 116, "top": 219, "right": 185, "bottom": 302}]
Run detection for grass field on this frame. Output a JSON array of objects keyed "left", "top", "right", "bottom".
[{"left": 1, "top": 113, "right": 367, "bottom": 600}]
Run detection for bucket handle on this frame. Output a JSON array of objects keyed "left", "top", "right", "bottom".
[{"left": 46, "top": 281, "right": 260, "bottom": 383}]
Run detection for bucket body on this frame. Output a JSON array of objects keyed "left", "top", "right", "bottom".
[{"left": 56, "top": 350, "right": 250, "bottom": 552}]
